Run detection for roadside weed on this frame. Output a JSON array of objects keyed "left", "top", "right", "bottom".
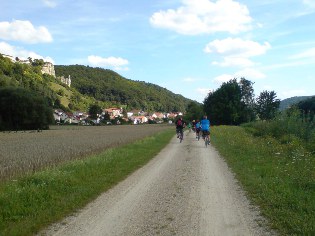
[{"left": 211, "top": 126, "right": 315, "bottom": 235}]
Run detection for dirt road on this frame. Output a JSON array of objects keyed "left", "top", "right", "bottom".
[{"left": 41, "top": 131, "right": 274, "bottom": 236}]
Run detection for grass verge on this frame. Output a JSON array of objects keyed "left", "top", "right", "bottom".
[
  {"left": 0, "top": 128, "right": 174, "bottom": 236},
  {"left": 211, "top": 126, "right": 315, "bottom": 235}
]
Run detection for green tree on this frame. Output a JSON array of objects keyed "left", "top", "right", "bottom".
[
  {"left": 204, "top": 79, "right": 242, "bottom": 125},
  {"left": 239, "top": 78, "right": 256, "bottom": 122},
  {"left": 88, "top": 104, "right": 102, "bottom": 120},
  {"left": 255, "top": 90, "right": 280, "bottom": 120},
  {"left": 0, "top": 87, "right": 54, "bottom": 130},
  {"left": 204, "top": 78, "right": 256, "bottom": 125},
  {"left": 297, "top": 96, "right": 315, "bottom": 120},
  {"left": 184, "top": 101, "right": 203, "bottom": 121},
  {"left": 31, "top": 58, "right": 44, "bottom": 67}
]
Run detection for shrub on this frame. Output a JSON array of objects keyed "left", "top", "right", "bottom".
[
  {"left": 242, "top": 108, "right": 315, "bottom": 152},
  {"left": 0, "top": 87, "right": 54, "bottom": 131}
]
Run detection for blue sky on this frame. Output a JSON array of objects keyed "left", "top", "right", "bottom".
[{"left": 1, "top": 0, "right": 314, "bottom": 103}]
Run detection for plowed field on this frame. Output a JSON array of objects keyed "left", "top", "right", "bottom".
[{"left": 0, "top": 124, "right": 172, "bottom": 181}]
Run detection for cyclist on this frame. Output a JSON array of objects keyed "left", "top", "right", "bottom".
[
  {"left": 200, "top": 115, "right": 210, "bottom": 144},
  {"left": 175, "top": 117, "right": 184, "bottom": 139},
  {"left": 191, "top": 120, "right": 196, "bottom": 132},
  {"left": 195, "top": 119, "right": 201, "bottom": 140},
  {"left": 187, "top": 122, "right": 192, "bottom": 132}
]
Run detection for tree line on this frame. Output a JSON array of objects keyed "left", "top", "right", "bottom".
[
  {"left": 185, "top": 77, "right": 314, "bottom": 126},
  {"left": 1, "top": 53, "right": 314, "bottom": 130}
]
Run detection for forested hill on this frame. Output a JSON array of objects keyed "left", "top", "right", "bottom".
[
  {"left": 55, "top": 65, "right": 195, "bottom": 112},
  {"left": 279, "top": 96, "right": 313, "bottom": 111}
]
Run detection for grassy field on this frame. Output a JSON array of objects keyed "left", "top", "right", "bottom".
[
  {"left": 0, "top": 124, "right": 171, "bottom": 181},
  {"left": 211, "top": 125, "right": 315, "bottom": 235},
  {"left": 0, "top": 127, "right": 174, "bottom": 235}
]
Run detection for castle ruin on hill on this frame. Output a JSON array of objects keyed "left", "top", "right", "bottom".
[{"left": 1, "top": 53, "right": 71, "bottom": 87}]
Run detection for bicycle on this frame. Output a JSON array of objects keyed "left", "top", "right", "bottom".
[
  {"left": 196, "top": 129, "right": 200, "bottom": 141},
  {"left": 202, "top": 130, "right": 210, "bottom": 147},
  {"left": 179, "top": 129, "right": 184, "bottom": 143},
  {"left": 204, "top": 134, "right": 210, "bottom": 147}
]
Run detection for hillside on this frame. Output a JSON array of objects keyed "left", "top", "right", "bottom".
[
  {"left": 55, "top": 65, "right": 195, "bottom": 112},
  {"left": 1, "top": 54, "right": 195, "bottom": 113},
  {"left": 279, "top": 96, "right": 313, "bottom": 111}
]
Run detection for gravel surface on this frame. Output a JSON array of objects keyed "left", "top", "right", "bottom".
[{"left": 40, "top": 131, "right": 276, "bottom": 236}]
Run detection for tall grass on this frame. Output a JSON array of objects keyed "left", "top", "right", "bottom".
[
  {"left": 211, "top": 123, "right": 315, "bottom": 235},
  {"left": 243, "top": 108, "right": 315, "bottom": 152},
  {"left": 0, "top": 128, "right": 174, "bottom": 236}
]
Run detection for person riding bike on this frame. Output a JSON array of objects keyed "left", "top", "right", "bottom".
[
  {"left": 191, "top": 120, "right": 196, "bottom": 132},
  {"left": 175, "top": 117, "right": 185, "bottom": 139},
  {"left": 187, "top": 122, "right": 192, "bottom": 132},
  {"left": 200, "top": 115, "right": 210, "bottom": 144},
  {"left": 195, "top": 119, "right": 201, "bottom": 139}
]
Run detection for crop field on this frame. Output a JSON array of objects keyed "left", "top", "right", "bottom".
[{"left": 0, "top": 124, "right": 172, "bottom": 181}]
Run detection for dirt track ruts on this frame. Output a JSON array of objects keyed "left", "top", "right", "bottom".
[{"left": 40, "top": 131, "right": 275, "bottom": 236}]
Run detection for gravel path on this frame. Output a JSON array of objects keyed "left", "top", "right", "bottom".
[{"left": 40, "top": 131, "right": 275, "bottom": 236}]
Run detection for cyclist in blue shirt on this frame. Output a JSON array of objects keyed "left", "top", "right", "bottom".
[{"left": 200, "top": 115, "right": 210, "bottom": 144}]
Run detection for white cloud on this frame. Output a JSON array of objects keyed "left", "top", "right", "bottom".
[
  {"left": 150, "top": 0, "right": 252, "bottom": 35},
  {"left": 303, "top": 0, "right": 315, "bottom": 8},
  {"left": 213, "top": 74, "right": 234, "bottom": 84},
  {"left": 212, "top": 57, "right": 255, "bottom": 67},
  {"left": 0, "top": 41, "right": 54, "bottom": 63},
  {"left": 88, "top": 55, "right": 129, "bottom": 70},
  {"left": 0, "top": 20, "right": 53, "bottom": 44},
  {"left": 196, "top": 87, "right": 212, "bottom": 95},
  {"left": 205, "top": 37, "right": 271, "bottom": 67},
  {"left": 280, "top": 89, "right": 308, "bottom": 99},
  {"left": 289, "top": 47, "right": 315, "bottom": 60},
  {"left": 183, "top": 77, "right": 198, "bottom": 82},
  {"left": 43, "top": 0, "right": 57, "bottom": 8},
  {"left": 204, "top": 37, "right": 271, "bottom": 57},
  {"left": 212, "top": 68, "right": 265, "bottom": 85},
  {"left": 234, "top": 68, "right": 266, "bottom": 80}
]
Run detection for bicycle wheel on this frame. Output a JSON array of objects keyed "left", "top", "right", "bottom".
[
  {"left": 180, "top": 131, "right": 183, "bottom": 143},
  {"left": 205, "top": 136, "right": 209, "bottom": 147}
]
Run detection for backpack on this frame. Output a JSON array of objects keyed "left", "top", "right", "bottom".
[{"left": 177, "top": 119, "right": 182, "bottom": 126}]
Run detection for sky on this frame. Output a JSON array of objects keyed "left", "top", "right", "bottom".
[{"left": 0, "top": 0, "right": 315, "bottom": 103}]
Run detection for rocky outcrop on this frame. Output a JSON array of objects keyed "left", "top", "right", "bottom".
[{"left": 41, "top": 62, "right": 56, "bottom": 77}]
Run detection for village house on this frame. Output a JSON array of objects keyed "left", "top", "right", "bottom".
[
  {"left": 64, "top": 115, "right": 80, "bottom": 124},
  {"left": 166, "top": 112, "right": 178, "bottom": 119},
  {"left": 103, "top": 107, "right": 122, "bottom": 119},
  {"left": 53, "top": 109, "right": 69, "bottom": 123},
  {"left": 131, "top": 116, "right": 148, "bottom": 124},
  {"left": 127, "top": 109, "right": 142, "bottom": 118},
  {"left": 151, "top": 112, "right": 165, "bottom": 120}
]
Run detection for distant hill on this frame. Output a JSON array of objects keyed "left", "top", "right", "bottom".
[
  {"left": 0, "top": 54, "right": 197, "bottom": 113},
  {"left": 279, "top": 96, "right": 313, "bottom": 111},
  {"left": 0, "top": 54, "right": 113, "bottom": 112},
  {"left": 55, "top": 65, "right": 196, "bottom": 112}
]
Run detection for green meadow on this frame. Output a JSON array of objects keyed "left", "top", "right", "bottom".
[
  {"left": 0, "top": 129, "right": 174, "bottom": 236},
  {"left": 211, "top": 124, "right": 315, "bottom": 235}
]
